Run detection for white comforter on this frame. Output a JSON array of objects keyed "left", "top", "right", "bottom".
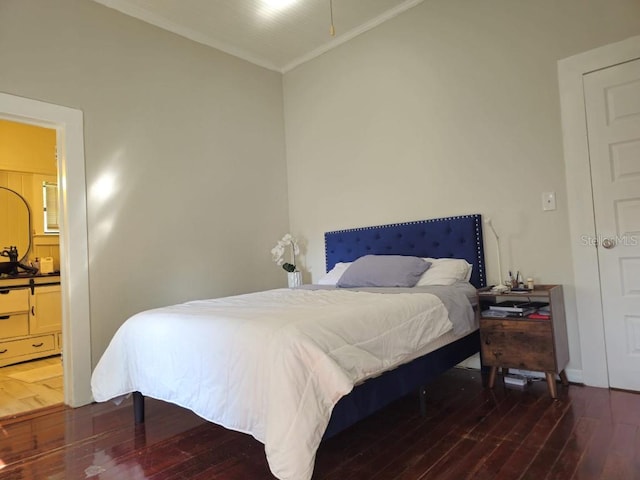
[{"left": 91, "top": 288, "right": 460, "bottom": 480}]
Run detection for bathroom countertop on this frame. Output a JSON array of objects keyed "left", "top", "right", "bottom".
[{"left": 0, "top": 273, "right": 61, "bottom": 289}]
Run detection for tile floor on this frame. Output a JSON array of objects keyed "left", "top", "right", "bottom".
[{"left": 0, "top": 355, "right": 63, "bottom": 419}]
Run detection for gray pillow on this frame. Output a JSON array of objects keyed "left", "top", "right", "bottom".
[{"left": 337, "top": 255, "right": 431, "bottom": 288}]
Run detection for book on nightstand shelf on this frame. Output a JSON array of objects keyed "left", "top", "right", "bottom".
[
  {"left": 482, "top": 308, "right": 537, "bottom": 318},
  {"left": 538, "top": 305, "right": 551, "bottom": 315},
  {"left": 489, "top": 301, "right": 549, "bottom": 313}
]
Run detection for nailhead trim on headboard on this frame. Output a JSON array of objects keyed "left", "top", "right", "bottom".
[{"left": 324, "top": 214, "right": 486, "bottom": 288}]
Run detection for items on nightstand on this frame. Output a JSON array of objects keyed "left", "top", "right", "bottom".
[
  {"left": 484, "top": 301, "right": 548, "bottom": 319},
  {"left": 505, "top": 271, "right": 536, "bottom": 292},
  {"left": 528, "top": 304, "right": 550, "bottom": 319},
  {"left": 490, "top": 284, "right": 510, "bottom": 293}
]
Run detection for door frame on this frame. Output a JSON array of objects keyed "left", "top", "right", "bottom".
[
  {"left": 0, "top": 92, "right": 92, "bottom": 406},
  {"left": 558, "top": 35, "right": 640, "bottom": 388}
]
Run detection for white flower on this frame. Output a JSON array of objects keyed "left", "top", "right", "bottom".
[
  {"left": 271, "top": 244, "right": 285, "bottom": 266},
  {"left": 271, "top": 234, "right": 299, "bottom": 270}
]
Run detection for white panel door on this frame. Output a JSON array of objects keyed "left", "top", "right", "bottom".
[{"left": 584, "top": 58, "right": 640, "bottom": 391}]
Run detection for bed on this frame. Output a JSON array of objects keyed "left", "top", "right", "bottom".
[{"left": 91, "top": 214, "right": 486, "bottom": 480}]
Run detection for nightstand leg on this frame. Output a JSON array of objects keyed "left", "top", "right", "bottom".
[
  {"left": 559, "top": 370, "right": 569, "bottom": 386},
  {"left": 545, "top": 372, "right": 558, "bottom": 399},
  {"left": 488, "top": 366, "right": 497, "bottom": 388}
]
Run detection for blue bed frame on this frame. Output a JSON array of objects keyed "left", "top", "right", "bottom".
[
  {"left": 322, "top": 214, "right": 486, "bottom": 438},
  {"left": 133, "top": 214, "right": 487, "bottom": 441}
]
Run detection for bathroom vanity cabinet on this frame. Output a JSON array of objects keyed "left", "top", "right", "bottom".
[{"left": 0, "top": 278, "right": 62, "bottom": 367}]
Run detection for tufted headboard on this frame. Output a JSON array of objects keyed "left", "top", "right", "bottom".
[{"left": 324, "top": 214, "right": 486, "bottom": 289}]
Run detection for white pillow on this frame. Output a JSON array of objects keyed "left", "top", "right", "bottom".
[
  {"left": 416, "top": 258, "right": 472, "bottom": 286},
  {"left": 317, "top": 262, "right": 352, "bottom": 285}
]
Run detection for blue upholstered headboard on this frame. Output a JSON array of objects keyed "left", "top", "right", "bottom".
[{"left": 324, "top": 214, "right": 486, "bottom": 289}]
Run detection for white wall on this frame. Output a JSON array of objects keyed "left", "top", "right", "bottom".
[
  {"left": 0, "top": 0, "right": 290, "bottom": 363},
  {"left": 283, "top": 0, "right": 640, "bottom": 378}
]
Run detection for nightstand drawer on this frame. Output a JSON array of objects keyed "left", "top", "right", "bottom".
[{"left": 480, "top": 320, "right": 556, "bottom": 371}]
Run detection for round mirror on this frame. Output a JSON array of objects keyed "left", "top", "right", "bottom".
[{"left": 0, "top": 186, "right": 31, "bottom": 264}]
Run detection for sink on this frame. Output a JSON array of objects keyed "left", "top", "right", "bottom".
[
  {"left": 0, "top": 261, "right": 38, "bottom": 276},
  {"left": 0, "top": 261, "right": 19, "bottom": 275}
]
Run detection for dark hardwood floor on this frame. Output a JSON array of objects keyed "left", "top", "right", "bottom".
[{"left": 1, "top": 368, "right": 639, "bottom": 479}]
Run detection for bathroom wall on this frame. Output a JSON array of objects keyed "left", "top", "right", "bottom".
[
  {"left": 0, "top": 119, "right": 57, "bottom": 174},
  {"left": 0, "top": 119, "right": 60, "bottom": 269}
]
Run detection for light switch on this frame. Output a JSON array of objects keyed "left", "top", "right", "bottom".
[{"left": 542, "top": 192, "right": 556, "bottom": 211}]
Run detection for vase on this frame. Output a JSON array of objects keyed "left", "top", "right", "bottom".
[{"left": 287, "top": 271, "right": 302, "bottom": 288}]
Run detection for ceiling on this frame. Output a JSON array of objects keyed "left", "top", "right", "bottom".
[{"left": 92, "top": 0, "right": 424, "bottom": 73}]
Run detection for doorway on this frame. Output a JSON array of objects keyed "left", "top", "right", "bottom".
[
  {"left": 0, "top": 92, "right": 92, "bottom": 407},
  {"left": 0, "top": 119, "right": 63, "bottom": 417},
  {"left": 559, "top": 35, "right": 640, "bottom": 389}
]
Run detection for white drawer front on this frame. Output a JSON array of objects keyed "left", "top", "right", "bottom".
[
  {"left": 0, "top": 334, "right": 56, "bottom": 365},
  {"left": 0, "top": 313, "right": 29, "bottom": 338},
  {"left": 0, "top": 288, "right": 29, "bottom": 314}
]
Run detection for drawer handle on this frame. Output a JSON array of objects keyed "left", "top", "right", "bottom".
[
  {"left": 484, "top": 336, "right": 491, "bottom": 345},
  {"left": 0, "top": 349, "right": 7, "bottom": 354},
  {"left": 0, "top": 290, "right": 9, "bottom": 295},
  {"left": 32, "top": 342, "right": 44, "bottom": 348},
  {"left": 0, "top": 315, "right": 9, "bottom": 320},
  {"left": 32, "top": 306, "right": 35, "bottom": 316},
  {"left": 493, "top": 351, "right": 502, "bottom": 359}
]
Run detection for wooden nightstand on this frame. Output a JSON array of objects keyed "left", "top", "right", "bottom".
[{"left": 478, "top": 284, "right": 569, "bottom": 398}]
